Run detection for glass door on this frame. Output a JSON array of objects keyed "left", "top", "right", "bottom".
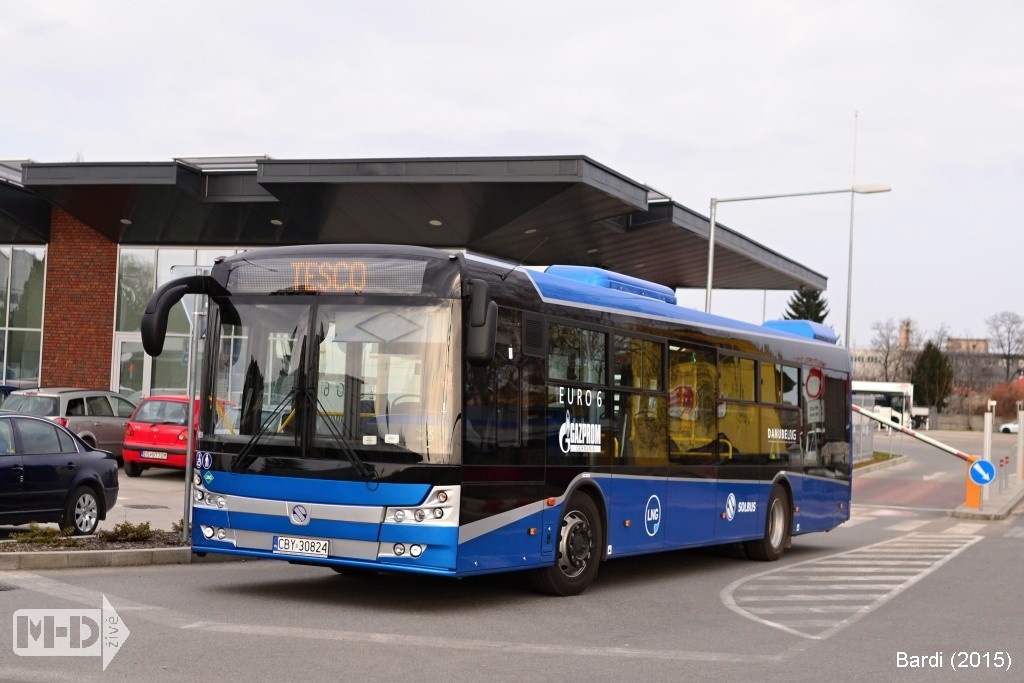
[{"left": 112, "top": 333, "right": 148, "bottom": 401}]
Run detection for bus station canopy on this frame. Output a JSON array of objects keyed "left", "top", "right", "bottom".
[{"left": 15, "top": 155, "right": 826, "bottom": 292}]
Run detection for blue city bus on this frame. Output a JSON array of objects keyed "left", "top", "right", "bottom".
[{"left": 141, "top": 244, "right": 852, "bottom": 595}]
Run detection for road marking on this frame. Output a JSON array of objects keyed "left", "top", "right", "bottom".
[
  {"left": 922, "top": 472, "right": 947, "bottom": 481},
  {"left": 885, "top": 520, "right": 930, "bottom": 532},
  {"left": 721, "top": 532, "right": 982, "bottom": 640}
]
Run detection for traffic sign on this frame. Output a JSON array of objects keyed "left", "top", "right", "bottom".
[{"left": 969, "top": 460, "right": 996, "bottom": 486}]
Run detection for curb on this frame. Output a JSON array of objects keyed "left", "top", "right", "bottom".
[
  {"left": 950, "top": 489, "right": 1024, "bottom": 521},
  {"left": 0, "top": 547, "right": 245, "bottom": 571},
  {"left": 852, "top": 455, "right": 908, "bottom": 475}
]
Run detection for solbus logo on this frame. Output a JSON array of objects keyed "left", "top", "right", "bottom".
[{"left": 12, "top": 595, "right": 128, "bottom": 671}]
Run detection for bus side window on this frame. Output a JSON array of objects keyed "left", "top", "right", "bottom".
[{"left": 668, "top": 344, "right": 718, "bottom": 460}]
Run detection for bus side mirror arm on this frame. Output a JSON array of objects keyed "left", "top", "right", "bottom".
[
  {"left": 466, "top": 279, "right": 496, "bottom": 367},
  {"left": 141, "top": 275, "right": 230, "bottom": 356}
]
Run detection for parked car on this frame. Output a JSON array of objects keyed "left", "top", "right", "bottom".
[
  {"left": 0, "top": 411, "right": 119, "bottom": 534},
  {"left": 999, "top": 421, "right": 1019, "bottom": 434},
  {"left": 123, "top": 395, "right": 229, "bottom": 476},
  {"left": 0, "top": 385, "right": 22, "bottom": 405},
  {"left": 2, "top": 388, "right": 137, "bottom": 460}
]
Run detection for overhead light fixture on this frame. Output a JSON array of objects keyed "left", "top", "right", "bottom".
[
  {"left": 270, "top": 219, "right": 283, "bottom": 226},
  {"left": 119, "top": 218, "right": 132, "bottom": 226},
  {"left": 524, "top": 228, "right": 537, "bottom": 235},
  {"left": 428, "top": 219, "right": 442, "bottom": 227},
  {"left": 587, "top": 248, "right": 598, "bottom": 254}
]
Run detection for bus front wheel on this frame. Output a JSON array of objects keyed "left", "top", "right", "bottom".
[
  {"left": 745, "top": 484, "right": 790, "bottom": 561},
  {"left": 528, "top": 493, "right": 602, "bottom": 596}
]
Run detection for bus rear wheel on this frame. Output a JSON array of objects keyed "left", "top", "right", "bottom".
[
  {"left": 745, "top": 484, "right": 789, "bottom": 561},
  {"left": 528, "top": 493, "right": 602, "bottom": 596}
]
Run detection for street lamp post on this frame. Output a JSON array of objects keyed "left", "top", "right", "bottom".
[{"left": 705, "top": 183, "right": 891, "bottom": 347}]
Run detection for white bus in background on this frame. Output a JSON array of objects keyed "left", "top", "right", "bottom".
[{"left": 852, "top": 381, "right": 914, "bottom": 428}]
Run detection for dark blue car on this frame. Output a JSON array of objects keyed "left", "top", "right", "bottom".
[{"left": 0, "top": 412, "right": 119, "bottom": 535}]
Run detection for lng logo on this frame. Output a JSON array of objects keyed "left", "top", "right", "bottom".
[
  {"left": 557, "top": 412, "right": 601, "bottom": 454},
  {"left": 644, "top": 495, "right": 662, "bottom": 536},
  {"left": 13, "top": 595, "right": 129, "bottom": 671}
]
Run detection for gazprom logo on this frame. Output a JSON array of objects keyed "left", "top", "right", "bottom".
[{"left": 644, "top": 495, "right": 661, "bottom": 537}]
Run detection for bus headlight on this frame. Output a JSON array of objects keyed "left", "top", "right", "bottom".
[
  {"left": 201, "top": 526, "right": 215, "bottom": 539},
  {"left": 393, "top": 543, "right": 406, "bottom": 556},
  {"left": 410, "top": 545, "right": 422, "bottom": 558},
  {"left": 394, "top": 510, "right": 405, "bottom": 522}
]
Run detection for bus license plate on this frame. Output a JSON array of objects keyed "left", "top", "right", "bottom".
[
  {"left": 273, "top": 535, "right": 329, "bottom": 558},
  {"left": 141, "top": 450, "right": 168, "bottom": 460}
]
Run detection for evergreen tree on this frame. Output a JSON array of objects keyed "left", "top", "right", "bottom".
[
  {"left": 783, "top": 287, "right": 829, "bottom": 323},
  {"left": 912, "top": 341, "right": 953, "bottom": 411}
]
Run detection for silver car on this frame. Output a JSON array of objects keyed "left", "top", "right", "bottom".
[{"left": 2, "top": 388, "right": 136, "bottom": 459}]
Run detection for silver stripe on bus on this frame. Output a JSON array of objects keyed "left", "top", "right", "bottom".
[
  {"left": 222, "top": 493, "right": 386, "bottom": 524},
  {"left": 458, "top": 473, "right": 602, "bottom": 544}
]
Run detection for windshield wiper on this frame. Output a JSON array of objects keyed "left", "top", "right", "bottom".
[
  {"left": 229, "top": 389, "right": 300, "bottom": 473},
  {"left": 304, "top": 387, "right": 378, "bottom": 483}
]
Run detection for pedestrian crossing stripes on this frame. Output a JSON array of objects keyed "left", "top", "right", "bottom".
[{"left": 721, "top": 532, "right": 982, "bottom": 641}]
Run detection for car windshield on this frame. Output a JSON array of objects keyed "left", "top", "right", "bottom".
[
  {"left": 134, "top": 400, "right": 188, "bottom": 425},
  {"left": 201, "top": 299, "right": 459, "bottom": 467},
  {"left": 3, "top": 394, "right": 59, "bottom": 416}
]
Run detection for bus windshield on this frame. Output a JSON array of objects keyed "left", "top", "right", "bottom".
[{"left": 203, "top": 298, "right": 458, "bottom": 467}]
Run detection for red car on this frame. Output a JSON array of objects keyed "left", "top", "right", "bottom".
[{"left": 122, "top": 396, "right": 199, "bottom": 477}]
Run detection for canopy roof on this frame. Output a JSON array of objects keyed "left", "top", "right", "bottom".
[{"left": 14, "top": 155, "right": 826, "bottom": 292}]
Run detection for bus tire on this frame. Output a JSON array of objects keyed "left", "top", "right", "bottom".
[
  {"left": 745, "top": 484, "right": 789, "bottom": 562},
  {"left": 528, "top": 493, "right": 602, "bottom": 596}
]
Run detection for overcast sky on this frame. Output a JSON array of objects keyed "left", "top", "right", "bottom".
[{"left": 3, "top": 1, "right": 1022, "bottom": 347}]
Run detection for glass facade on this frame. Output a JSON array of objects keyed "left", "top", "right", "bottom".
[
  {"left": 0, "top": 246, "right": 46, "bottom": 387},
  {"left": 116, "top": 246, "right": 241, "bottom": 396}
]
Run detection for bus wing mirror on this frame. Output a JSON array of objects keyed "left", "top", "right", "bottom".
[
  {"left": 141, "top": 275, "right": 230, "bottom": 356},
  {"left": 466, "top": 278, "right": 496, "bottom": 366}
]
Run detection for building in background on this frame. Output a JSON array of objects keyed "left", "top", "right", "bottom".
[{"left": 0, "top": 155, "right": 828, "bottom": 397}]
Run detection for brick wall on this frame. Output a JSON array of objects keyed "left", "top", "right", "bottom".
[{"left": 41, "top": 207, "right": 117, "bottom": 388}]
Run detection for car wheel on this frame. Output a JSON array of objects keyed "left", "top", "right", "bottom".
[
  {"left": 123, "top": 460, "right": 143, "bottom": 477},
  {"left": 63, "top": 486, "right": 100, "bottom": 536}
]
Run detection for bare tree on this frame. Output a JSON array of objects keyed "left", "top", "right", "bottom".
[
  {"left": 870, "top": 319, "right": 901, "bottom": 381},
  {"left": 985, "top": 311, "right": 1024, "bottom": 382}
]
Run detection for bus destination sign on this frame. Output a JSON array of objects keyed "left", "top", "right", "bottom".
[{"left": 228, "top": 257, "right": 428, "bottom": 295}]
